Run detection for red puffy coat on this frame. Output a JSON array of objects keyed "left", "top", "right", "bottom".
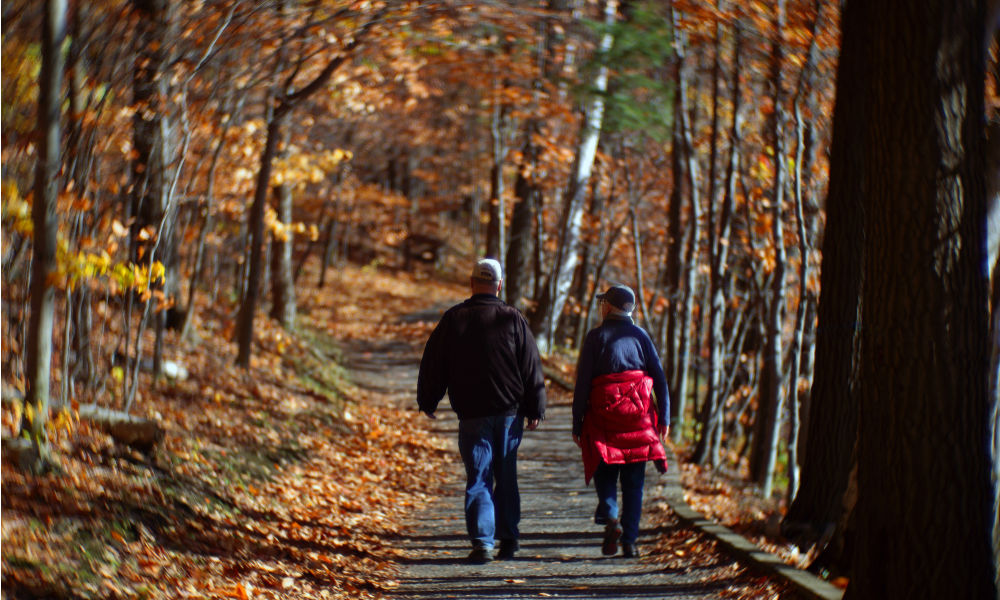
[{"left": 580, "top": 370, "right": 667, "bottom": 483}]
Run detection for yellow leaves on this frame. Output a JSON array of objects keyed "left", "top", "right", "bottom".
[
  {"left": 108, "top": 260, "right": 166, "bottom": 298},
  {"left": 271, "top": 148, "right": 353, "bottom": 189},
  {"left": 2, "top": 184, "right": 33, "bottom": 236},
  {"left": 49, "top": 407, "right": 77, "bottom": 439}
]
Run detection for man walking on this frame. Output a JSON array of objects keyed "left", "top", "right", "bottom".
[
  {"left": 573, "top": 283, "right": 669, "bottom": 558},
  {"left": 417, "top": 258, "right": 546, "bottom": 564}
]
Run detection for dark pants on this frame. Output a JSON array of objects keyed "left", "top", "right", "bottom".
[
  {"left": 457, "top": 415, "right": 524, "bottom": 549},
  {"left": 593, "top": 461, "right": 647, "bottom": 545}
]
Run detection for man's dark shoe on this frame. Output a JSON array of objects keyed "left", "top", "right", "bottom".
[
  {"left": 622, "top": 542, "right": 640, "bottom": 558},
  {"left": 601, "top": 519, "right": 622, "bottom": 556},
  {"left": 467, "top": 545, "right": 493, "bottom": 564},
  {"left": 497, "top": 539, "right": 520, "bottom": 560}
]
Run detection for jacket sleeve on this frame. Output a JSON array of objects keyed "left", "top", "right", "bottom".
[
  {"left": 572, "top": 331, "right": 597, "bottom": 437},
  {"left": 641, "top": 329, "right": 670, "bottom": 427},
  {"left": 517, "top": 315, "right": 546, "bottom": 421},
  {"left": 416, "top": 313, "right": 449, "bottom": 414}
]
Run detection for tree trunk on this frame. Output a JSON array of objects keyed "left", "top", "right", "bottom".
[
  {"left": 665, "top": 2, "right": 691, "bottom": 442},
  {"left": 674, "top": 69, "right": 703, "bottom": 455},
  {"left": 233, "top": 6, "right": 385, "bottom": 367},
  {"left": 782, "top": 0, "right": 865, "bottom": 557},
  {"left": 698, "top": 17, "right": 742, "bottom": 467},
  {"left": 507, "top": 130, "right": 538, "bottom": 312},
  {"left": 236, "top": 112, "right": 285, "bottom": 367},
  {"left": 750, "top": 0, "right": 789, "bottom": 499},
  {"left": 531, "top": 0, "right": 618, "bottom": 353},
  {"left": 131, "top": 0, "right": 176, "bottom": 381},
  {"left": 990, "top": 249, "right": 1000, "bottom": 593},
  {"left": 269, "top": 124, "right": 296, "bottom": 329},
  {"left": 847, "top": 0, "right": 996, "bottom": 597},
  {"left": 989, "top": 120, "right": 1000, "bottom": 597},
  {"left": 785, "top": 0, "right": 824, "bottom": 505},
  {"left": 486, "top": 96, "right": 507, "bottom": 265},
  {"left": 23, "top": 0, "right": 67, "bottom": 466},
  {"left": 181, "top": 93, "right": 243, "bottom": 340},
  {"left": 318, "top": 174, "right": 344, "bottom": 288}
]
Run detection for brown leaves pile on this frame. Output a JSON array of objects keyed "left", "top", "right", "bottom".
[{"left": 2, "top": 263, "right": 454, "bottom": 599}]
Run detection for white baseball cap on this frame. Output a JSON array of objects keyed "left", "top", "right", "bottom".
[{"left": 472, "top": 258, "right": 502, "bottom": 282}]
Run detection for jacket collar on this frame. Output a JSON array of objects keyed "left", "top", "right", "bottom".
[
  {"left": 467, "top": 293, "right": 503, "bottom": 304},
  {"left": 604, "top": 313, "right": 634, "bottom": 324}
]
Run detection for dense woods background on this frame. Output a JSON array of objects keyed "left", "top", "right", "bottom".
[{"left": 2, "top": 0, "right": 998, "bottom": 598}]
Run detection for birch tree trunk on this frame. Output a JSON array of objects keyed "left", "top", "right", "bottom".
[
  {"left": 22, "top": 0, "right": 67, "bottom": 465},
  {"left": 785, "top": 0, "right": 823, "bottom": 502},
  {"left": 674, "top": 65, "right": 703, "bottom": 452},
  {"left": 697, "top": 17, "right": 742, "bottom": 467},
  {"left": 486, "top": 95, "right": 507, "bottom": 267},
  {"left": 749, "top": 0, "right": 788, "bottom": 498},
  {"left": 665, "top": 2, "right": 692, "bottom": 440},
  {"left": 990, "top": 251, "right": 1000, "bottom": 594},
  {"left": 269, "top": 124, "right": 296, "bottom": 329},
  {"left": 531, "top": 0, "right": 618, "bottom": 353}
]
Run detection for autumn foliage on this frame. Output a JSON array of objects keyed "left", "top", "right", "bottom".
[{"left": 16, "top": 0, "right": 997, "bottom": 597}]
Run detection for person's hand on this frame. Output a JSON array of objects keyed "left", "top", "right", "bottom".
[
  {"left": 573, "top": 434, "right": 582, "bottom": 448},
  {"left": 525, "top": 418, "right": 540, "bottom": 431},
  {"left": 658, "top": 423, "right": 669, "bottom": 440}
]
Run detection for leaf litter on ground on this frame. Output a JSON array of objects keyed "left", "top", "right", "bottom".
[{"left": 4, "top": 258, "right": 802, "bottom": 599}]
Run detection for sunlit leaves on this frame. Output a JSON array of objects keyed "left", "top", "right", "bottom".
[{"left": 271, "top": 148, "right": 353, "bottom": 189}]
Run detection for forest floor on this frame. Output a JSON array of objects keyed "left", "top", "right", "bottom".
[{"left": 2, "top": 257, "right": 810, "bottom": 599}]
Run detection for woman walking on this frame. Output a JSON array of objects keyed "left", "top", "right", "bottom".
[{"left": 572, "top": 284, "right": 670, "bottom": 558}]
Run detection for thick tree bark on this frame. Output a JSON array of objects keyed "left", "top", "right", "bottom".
[
  {"left": 23, "top": 0, "right": 67, "bottom": 464},
  {"left": 990, "top": 249, "right": 1000, "bottom": 592},
  {"left": 782, "top": 0, "right": 866, "bottom": 556},
  {"left": 847, "top": 1, "right": 996, "bottom": 597}
]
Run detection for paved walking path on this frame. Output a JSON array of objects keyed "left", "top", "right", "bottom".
[
  {"left": 340, "top": 305, "right": 840, "bottom": 600},
  {"left": 391, "top": 401, "right": 748, "bottom": 600}
]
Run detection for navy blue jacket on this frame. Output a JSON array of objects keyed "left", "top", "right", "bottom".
[
  {"left": 573, "top": 315, "right": 669, "bottom": 437},
  {"left": 417, "top": 294, "right": 546, "bottom": 421}
]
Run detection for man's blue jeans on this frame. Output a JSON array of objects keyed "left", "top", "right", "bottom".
[
  {"left": 457, "top": 415, "right": 524, "bottom": 550},
  {"left": 593, "top": 461, "right": 647, "bottom": 545}
]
